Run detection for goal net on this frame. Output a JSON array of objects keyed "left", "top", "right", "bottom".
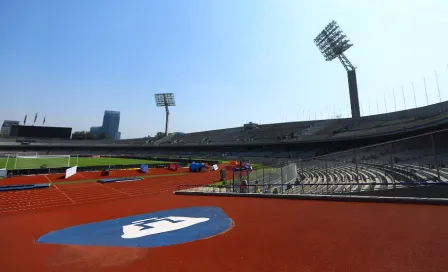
[
  {"left": 0, "top": 154, "right": 13, "bottom": 169},
  {"left": 13, "top": 153, "right": 71, "bottom": 170}
]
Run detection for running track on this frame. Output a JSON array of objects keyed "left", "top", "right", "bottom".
[
  {"left": 0, "top": 169, "right": 220, "bottom": 214},
  {"left": 0, "top": 170, "right": 447, "bottom": 271}
]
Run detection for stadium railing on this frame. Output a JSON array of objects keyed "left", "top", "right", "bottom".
[
  {"left": 176, "top": 129, "right": 448, "bottom": 199},
  {"left": 176, "top": 182, "right": 448, "bottom": 199}
]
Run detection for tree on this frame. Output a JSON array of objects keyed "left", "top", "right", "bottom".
[
  {"left": 154, "top": 132, "right": 165, "bottom": 139},
  {"left": 71, "top": 131, "right": 112, "bottom": 140},
  {"left": 71, "top": 131, "right": 88, "bottom": 140}
]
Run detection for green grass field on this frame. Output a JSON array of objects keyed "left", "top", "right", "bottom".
[{"left": 0, "top": 157, "right": 172, "bottom": 170}]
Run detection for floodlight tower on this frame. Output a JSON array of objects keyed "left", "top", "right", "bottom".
[
  {"left": 154, "top": 93, "right": 176, "bottom": 136},
  {"left": 314, "top": 20, "right": 360, "bottom": 119}
]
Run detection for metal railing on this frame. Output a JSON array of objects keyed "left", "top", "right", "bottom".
[
  {"left": 177, "top": 181, "right": 448, "bottom": 199},
  {"left": 176, "top": 129, "right": 448, "bottom": 199},
  {"left": 294, "top": 129, "right": 448, "bottom": 186}
]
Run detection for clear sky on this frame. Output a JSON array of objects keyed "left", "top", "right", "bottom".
[{"left": 1, "top": 0, "right": 447, "bottom": 139}]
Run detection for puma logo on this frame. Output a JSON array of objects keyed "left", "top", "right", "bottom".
[{"left": 121, "top": 216, "right": 209, "bottom": 239}]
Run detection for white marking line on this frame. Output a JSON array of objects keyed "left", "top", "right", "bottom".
[
  {"left": 76, "top": 173, "right": 89, "bottom": 180},
  {"left": 44, "top": 175, "right": 75, "bottom": 204},
  {"left": 104, "top": 183, "right": 132, "bottom": 196},
  {"left": 68, "top": 171, "right": 131, "bottom": 197},
  {"left": 73, "top": 172, "right": 132, "bottom": 196},
  {"left": 90, "top": 176, "right": 132, "bottom": 196}
]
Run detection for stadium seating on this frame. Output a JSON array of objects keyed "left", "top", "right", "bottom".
[
  {"left": 153, "top": 102, "right": 448, "bottom": 146},
  {"left": 1, "top": 101, "right": 448, "bottom": 155}
]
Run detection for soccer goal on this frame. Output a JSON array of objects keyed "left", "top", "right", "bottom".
[
  {"left": 0, "top": 154, "right": 12, "bottom": 170},
  {"left": 13, "top": 153, "right": 72, "bottom": 170}
]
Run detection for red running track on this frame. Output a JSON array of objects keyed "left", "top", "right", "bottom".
[
  {"left": 0, "top": 192, "right": 447, "bottom": 272},
  {"left": 2, "top": 167, "right": 447, "bottom": 271},
  {"left": 0, "top": 168, "right": 192, "bottom": 186},
  {"left": 0, "top": 170, "right": 220, "bottom": 214}
]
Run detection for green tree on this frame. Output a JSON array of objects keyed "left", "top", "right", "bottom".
[{"left": 71, "top": 131, "right": 112, "bottom": 140}]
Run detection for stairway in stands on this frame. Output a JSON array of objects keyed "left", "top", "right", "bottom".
[{"left": 153, "top": 134, "right": 175, "bottom": 145}]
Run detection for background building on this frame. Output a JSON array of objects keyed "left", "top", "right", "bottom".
[
  {"left": 86, "top": 111, "right": 121, "bottom": 140},
  {"left": 89, "top": 126, "right": 102, "bottom": 135},
  {"left": 1, "top": 120, "right": 20, "bottom": 136},
  {"left": 88, "top": 111, "right": 121, "bottom": 140},
  {"left": 101, "top": 111, "right": 120, "bottom": 140}
]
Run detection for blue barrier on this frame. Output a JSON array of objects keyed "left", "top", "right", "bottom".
[
  {"left": 0, "top": 183, "right": 51, "bottom": 192},
  {"left": 97, "top": 177, "right": 144, "bottom": 183}
]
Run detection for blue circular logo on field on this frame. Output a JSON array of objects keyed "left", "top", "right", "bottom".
[{"left": 36, "top": 207, "right": 232, "bottom": 248}]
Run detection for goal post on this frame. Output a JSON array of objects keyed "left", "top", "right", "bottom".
[
  {"left": 13, "top": 153, "right": 72, "bottom": 170},
  {"left": 0, "top": 154, "right": 12, "bottom": 169}
]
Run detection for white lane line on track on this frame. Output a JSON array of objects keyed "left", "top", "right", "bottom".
[
  {"left": 44, "top": 175, "right": 76, "bottom": 204},
  {"left": 89, "top": 176, "right": 133, "bottom": 196},
  {"left": 103, "top": 183, "right": 132, "bottom": 196},
  {"left": 77, "top": 172, "right": 130, "bottom": 195},
  {"left": 74, "top": 172, "right": 131, "bottom": 196},
  {"left": 76, "top": 173, "right": 89, "bottom": 180}
]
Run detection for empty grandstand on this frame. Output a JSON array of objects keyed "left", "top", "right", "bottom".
[
  {"left": 176, "top": 128, "right": 448, "bottom": 199},
  {"left": 2, "top": 100, "right": 447, "bottom": 149},
  {"left": 1, "top": 97, "right": 448, "bottom": 200}
]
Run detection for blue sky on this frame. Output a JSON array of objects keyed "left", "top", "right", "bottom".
[{"left": 1, "top": 0, "right": 447, "bottom": 138}]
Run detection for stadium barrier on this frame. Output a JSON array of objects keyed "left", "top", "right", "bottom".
[
  {"left": 176, "top": 182, "right": 448, "bottom": 200},
  {"left": 6, "top": 162, "right": 189, "bottom": 176},
  {"left": 0, "top": 183, "right": 51, "bottom": 192},
  {"left": 97, "top": 177, "right": 144, "bottom": 183},
  {"left": 174, "top": 184, "right": 448, "bottom": 205}
]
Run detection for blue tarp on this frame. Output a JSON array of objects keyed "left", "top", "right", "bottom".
[
  {"left": 189, "top": 162, "right": 204, "bottom": 172},
  {"left": 140, "top": 164, "right": 149, "bottom": 173}
]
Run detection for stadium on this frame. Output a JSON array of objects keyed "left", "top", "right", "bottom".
[
  {"left": 1, "top": 11, "right": 448, "bottom": 272},
  {"left": 1, "top": 95, "right": 448, "bottom": 271}
]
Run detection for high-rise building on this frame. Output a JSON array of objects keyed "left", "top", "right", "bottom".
[
  {"left": 90, "top": 126, "right": 102, "bottom": 135},
  {"left": 1, "top": 120, "right": 20, "bottom": 136},
  {"left": 101, "top": 111, "right": 120, "bottom": 140}
]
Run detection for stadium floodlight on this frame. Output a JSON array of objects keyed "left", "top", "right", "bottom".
[
  {"left": 154, "top": 93, "right": 176, "bottom": 136},
  {"left": 314, "top": 20, "right": 360, "bottom": 119}
]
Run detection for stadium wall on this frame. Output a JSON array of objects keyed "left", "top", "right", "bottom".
[{"left": 7, "top": 162, "right": 189, "bottom": 176}]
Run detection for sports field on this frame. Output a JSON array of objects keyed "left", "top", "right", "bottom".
[{"left": 0, "top": 157, "right": 171, "bottom": 170}]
